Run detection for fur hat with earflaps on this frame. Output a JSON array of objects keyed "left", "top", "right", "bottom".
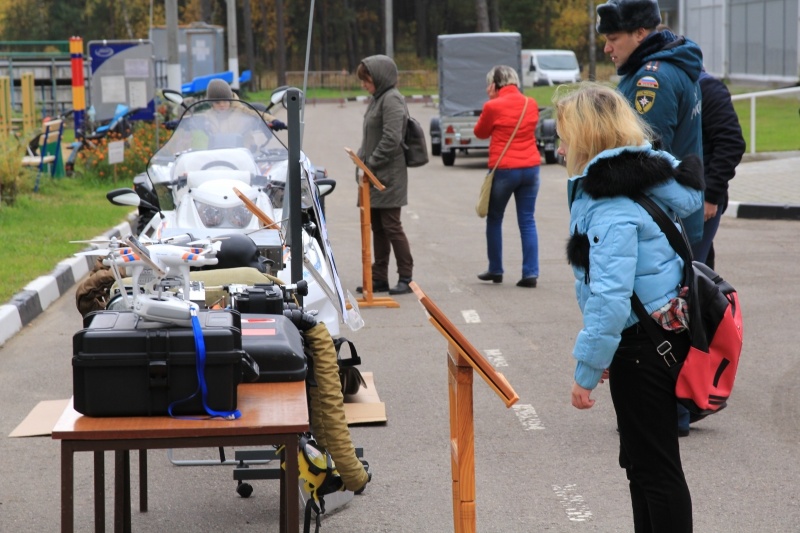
[{"left": 596, "top": 0, "right": 662, "bottom": 34}]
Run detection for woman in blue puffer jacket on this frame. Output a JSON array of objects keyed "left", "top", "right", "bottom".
[{"left": 555, "top": 83, "right": 703, "bottom": 533}]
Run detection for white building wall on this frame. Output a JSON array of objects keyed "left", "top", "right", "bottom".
[
  {"left": 683, "top": 0, "right": 799, "bottom": 84},
  {"left": 685, "top": 0, "right": 726, "bottom": 77}
]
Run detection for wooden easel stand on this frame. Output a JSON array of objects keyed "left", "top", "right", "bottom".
[{"left": 345, "top": 147, "right": 399, "bottom": 309}]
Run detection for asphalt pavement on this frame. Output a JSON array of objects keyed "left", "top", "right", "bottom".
[{"left": 1, "top": 101, "right": 799, "bottom": 532}]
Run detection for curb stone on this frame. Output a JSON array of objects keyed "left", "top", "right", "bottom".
[{"left": 0, "top": 218, "right": 133, "bottom": 347}]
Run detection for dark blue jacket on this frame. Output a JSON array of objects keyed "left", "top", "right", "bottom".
[
  {"left": 617, "top": 31, "right": 705, "bottom": 243},
  {"left": 698, "top": 71, "right": 746, "bottom": 212}
]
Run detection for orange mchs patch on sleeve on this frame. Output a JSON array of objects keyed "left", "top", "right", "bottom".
[{"left": 635, "top": 90, "right": 656, "bottom": 114}]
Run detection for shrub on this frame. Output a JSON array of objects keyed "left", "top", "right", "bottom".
[
  {"left": 0, "top": 134, "right": 34, "bottom": 206},
  {"left": 76, "top": 120, "right": 172, "bottom": 184}
]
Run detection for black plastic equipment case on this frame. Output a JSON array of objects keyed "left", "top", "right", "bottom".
[
  {"left": 73, "top": 310, "right": 246, "bottom": 417},
  {"left": 240, "top": 313, "right": 306, "bottom": 382}
]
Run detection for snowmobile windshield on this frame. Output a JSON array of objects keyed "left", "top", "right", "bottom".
[{"left": 146, "top": 98, "right": 288, "bottom": 208}]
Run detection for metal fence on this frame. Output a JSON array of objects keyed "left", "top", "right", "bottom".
[
  {"left": 257, "top": 70, "right": 438, "bottom": 93},
  {"left": 731, "top": 86, "right": 800, "bottom": 154},
  {"left": 0, "top": 58, "right": 85, "bottom": 118}
]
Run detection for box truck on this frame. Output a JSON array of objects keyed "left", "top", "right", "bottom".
[{"left": 430, "top": 32, "right": 522, "bottom": 166}]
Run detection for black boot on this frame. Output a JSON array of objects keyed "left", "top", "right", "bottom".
[
  {"left": 356, "top": 280, "right": 390, "bottom": 293},
  {"left": 477, "top": 271, "right": 503, "bottom": 283},
  {"left": 389, "top": 277, "right": 413, "bottom": 295}
]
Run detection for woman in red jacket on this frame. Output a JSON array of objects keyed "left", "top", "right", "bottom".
[{"left": 474, "top": 65, "right": 541, "bottom": 287}]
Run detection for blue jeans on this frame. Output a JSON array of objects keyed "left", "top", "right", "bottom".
[
  {"left": 485, "top": 166, "right": 540, "bottom": 279},
  {"left": 690, "top": 206, "right": 723, "bottom": 265}
]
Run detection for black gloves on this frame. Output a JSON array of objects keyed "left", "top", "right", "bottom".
[
  {"left": 283, "top": 308, "right": 317, "bottom": 331},
  {"left": 269, "top": 119, "right": 287, "bottom": 131}
]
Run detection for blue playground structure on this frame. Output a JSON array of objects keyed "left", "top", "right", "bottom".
[{"left": 181, "top": 70, "right": 251, "bottom": 96}]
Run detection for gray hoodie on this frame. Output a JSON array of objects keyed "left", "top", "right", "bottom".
[{"left": 357, "top": 55, "right": 408, "bottom": 209}]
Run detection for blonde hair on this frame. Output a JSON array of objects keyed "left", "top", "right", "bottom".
[{"left": 553, "top": 82, "right": 653, "bottom": 175}]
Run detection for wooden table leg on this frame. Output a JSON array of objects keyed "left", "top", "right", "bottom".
[
  {"left": 280, "top": 450, "right": 286, "bottom": 533},
  {"left": 114, "top": 450, "right": 131, "bottom": 533},
  {"left": 139, "top": 450, "right": 147, "bottom": 512},
  {"left": 94, "top": 451, "right": 105, "bottom": 533},
  {"left": 281, "top": 436, "right": 300, "bottom": 533},
  {"left": 61, "top": 443, "right": 74, "bottom": 533}
]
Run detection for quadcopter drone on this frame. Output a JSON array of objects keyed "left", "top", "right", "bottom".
[{"left": 74, "top": 234, "right": 220, "bottom": 326}]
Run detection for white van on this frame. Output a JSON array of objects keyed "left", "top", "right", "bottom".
[{"left": 521, "top": 49, "right": 581, "bottom": 87}]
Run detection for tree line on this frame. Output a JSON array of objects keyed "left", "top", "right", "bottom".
[{"left": 0, "top": 0, "right": 600, "bottom": 76}]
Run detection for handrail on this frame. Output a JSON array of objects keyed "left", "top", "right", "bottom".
[
  {"left": 730, "top": 87, "right": 800, "bottom": 154},
  {"left": 0, "top": 40, "right": 71, "bottom": 58}
]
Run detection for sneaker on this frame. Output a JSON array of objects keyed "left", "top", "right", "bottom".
[
  {"left": 388, "top": 279, "right": 412, "bottom": 295},
  {"left": 356, "top": 281, "right": 389, "bottom": 293}
]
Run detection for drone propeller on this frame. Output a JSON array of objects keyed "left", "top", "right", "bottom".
[
  {"left": 75, "top": 248, "right": 115, "bottom": 257},
  {"left": 71, "top": 235, "right": 153, "bottom": 247},
  {"left": 185, "top": 237, "right": 228, "bottom": 246},
  {"left": 70, "top": 236, "right": 121, "bottom": 246}
]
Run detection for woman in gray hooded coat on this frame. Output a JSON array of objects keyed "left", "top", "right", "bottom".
[{"left": 356, "top": 54, "right": 414, "bottom": 295}]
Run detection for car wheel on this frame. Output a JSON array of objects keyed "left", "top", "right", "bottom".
[
  {"left": 441, "top": 149, "right": 456, "bottom": 166},
  {"left": 429, "top": 117, "right": 441, "bottom": 156}
]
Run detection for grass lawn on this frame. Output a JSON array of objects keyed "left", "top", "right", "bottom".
[
  {"left": 731, "top": 89, "right": 800, "bottom": 153},
  {"left": 0, "top": 176, "right": 132, "bottom": 303}
]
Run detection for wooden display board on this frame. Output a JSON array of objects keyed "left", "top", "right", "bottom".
[
  {"left": 410, "top": 281, "right": 518, "bottom": 533},
  {"left": 344, "top": 147, "right": 399, "bottom": 308}
]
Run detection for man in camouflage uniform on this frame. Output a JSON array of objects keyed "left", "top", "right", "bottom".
[{"left": 597, "top": 0, "right": 705, "bottom": 248}]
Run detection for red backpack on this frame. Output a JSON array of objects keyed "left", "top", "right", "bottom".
[{"left": 631, "top": 194, "right": 743, "bottom": 418}]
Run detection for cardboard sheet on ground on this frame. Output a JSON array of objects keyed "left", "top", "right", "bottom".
[
  {"left": 344, "top": 372, "right": 387, "bottom": 425},
  {"left": 9, "top": 399, "right": 70, "bottom": 437}
]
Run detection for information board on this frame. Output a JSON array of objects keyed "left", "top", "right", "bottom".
[{"left": 88, "top": 40, "right": 156, "bottom": 123}]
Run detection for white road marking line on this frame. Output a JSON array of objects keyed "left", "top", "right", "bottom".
[
  {"left": 447, "top": 283, "right": 462, "bottom": 293},
  {"left": 552, "top": 484, "right": 593, "bottom": 522},
  {"left": 512, "top": 404, "right": 545, "bottom": 430},
  {"left": 461, "top": 309, "right": 480, "bottom": 323},
  {"left": 484, "top": 349, "right": 508, "bottom": 367}
]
